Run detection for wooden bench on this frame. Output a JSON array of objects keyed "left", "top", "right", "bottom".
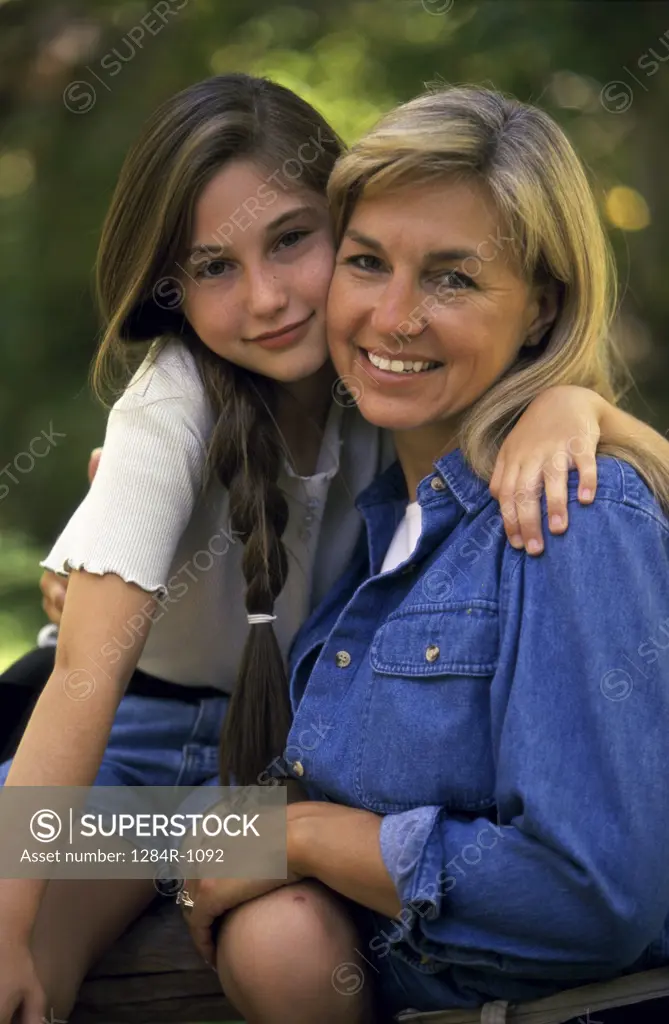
[
  {"left": 68, "top": 893, "right": 669, "bottom": 1024},
  {"left": 70, "top": 895, "right": 243, "bottom": 1023}
]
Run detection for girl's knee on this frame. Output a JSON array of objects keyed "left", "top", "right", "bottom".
[
  {"left": 216, "top": 880, "right": 359, "bottom": 989},
  {"left": 216, "top": 882, "right": 372, "bottom": 1022}
]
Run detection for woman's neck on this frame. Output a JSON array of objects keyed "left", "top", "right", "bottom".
[
  {"left": 393, "top": 420, "right": 461, "bottom": 500},
  {"left": 276, "top": 360, "right": 337, "bottom": 476}
]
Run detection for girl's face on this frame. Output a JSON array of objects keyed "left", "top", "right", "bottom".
[
  {"left": 326, "top": 177, "right": 550, "bottom": 435},
  {"left": 181, "top": 159, "right": 335, "bottom": 383}
]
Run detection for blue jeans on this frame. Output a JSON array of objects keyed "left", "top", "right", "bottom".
[
  {"left": 0, "top": 692, "right": 227, "bottom": 789},
  {"left": 0, "top": 691, "right": 229, "bottom": 855}
]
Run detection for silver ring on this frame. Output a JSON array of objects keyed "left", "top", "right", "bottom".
[{"left": 176, "top": 888, "right": 195, "bottom": 909}]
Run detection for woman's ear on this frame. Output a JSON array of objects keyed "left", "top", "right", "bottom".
[{"left": 524, "top": 278, "right": 560, "bottom": 348}]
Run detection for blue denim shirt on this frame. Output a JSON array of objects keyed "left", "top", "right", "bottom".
[{"left": 285, "top": 448, "right": 669, "bottom": 998}]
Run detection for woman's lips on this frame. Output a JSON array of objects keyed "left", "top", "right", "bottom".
[{"left": 248, "top": 312, "right": 315, "bottom": 350}]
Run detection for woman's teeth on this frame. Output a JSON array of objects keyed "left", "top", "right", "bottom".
[{"left": 367, "top": 350, "right": 440, "bottom": 374}]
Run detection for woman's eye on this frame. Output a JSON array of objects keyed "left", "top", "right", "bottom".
[
  {"left": 275, "top": 229, "right": 310, "bottom": 251},
  {"left": 432, "top": 269, "right": 474, "bottom": 290},
  {"left": 196, "top": 259, "right": 232, "bottom": 279},
  {"left": 343, "top": 253, "right": 384, "bottom": 272}
]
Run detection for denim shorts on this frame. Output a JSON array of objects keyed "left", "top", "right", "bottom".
[
  {"left": 0, "top": 692, "right": 228, "bottom": 843},
  {"left": 348, "top": 902, "right": 469, "bottom": 1021}
]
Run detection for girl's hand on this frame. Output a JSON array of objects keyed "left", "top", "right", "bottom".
[
  {"left": 181, "top": 872, "right": 302, "bottom": 967},
  {"left": 490, "top": 386, "right": 603, "bottom": 555},
  {"left": 40, "top": 570, "right": 67, "bottom": 626},
  {"left": 0, "top": 938, "right": 45, "bottom": 1024}
]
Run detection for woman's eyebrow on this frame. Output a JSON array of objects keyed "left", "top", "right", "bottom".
[
  {"left": 425, "top": 248, "right": 479, "bottom": 262},
  {"left": 344, "top": 229, "right": 383, "bottom": 251},
  {"left": 187, "top": 205, "right": 320, "bottom": 259},
  {"left": 343, "top": 230, "right": 479, "bottom": 265}
]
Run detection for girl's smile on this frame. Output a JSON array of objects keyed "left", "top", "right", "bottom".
[{"left": 245, "top": 310, "right": 317, "bottom": 349}]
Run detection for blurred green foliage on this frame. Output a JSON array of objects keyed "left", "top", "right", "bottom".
[{"left": 1, "top": 0, "right": 668, "bottom": 666}]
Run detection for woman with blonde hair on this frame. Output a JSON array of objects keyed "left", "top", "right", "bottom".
[{"left": 181, "top": 86, "right": 669, "bottom": 1024}]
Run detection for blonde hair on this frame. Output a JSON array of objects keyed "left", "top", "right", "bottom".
[{"left": 328, "top": 85, "right": 669, "bottom": 504}]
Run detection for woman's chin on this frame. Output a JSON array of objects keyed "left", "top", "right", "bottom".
[{"left": 349, "top": 398, "right": 429, "bottom": 432}]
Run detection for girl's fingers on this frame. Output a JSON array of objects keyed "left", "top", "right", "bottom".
[
  {"left": 497, "top": 465, "right": 524, "bottom": 550},
  {"left": 88, "top": 447, "right": 103, "bottom": 484},
  {"left": 186, "top": 916, "right": 215, "bottom": 967},
  {"left": 514, "top": 464, "right": 545, "bottom": 555},
  {"left": 575, "top": 451, "right": 598, "bottom": 503},
  {"left": 42, "top": 600, "right": 62, "bottom": 626},
  {"left": 489, "top": 452, "right": 505, "bottom": 498},
  {"left": 544, "top": 462, "right": 569, "bottom": 534}
]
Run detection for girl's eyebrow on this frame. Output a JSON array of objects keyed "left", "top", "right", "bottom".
[
  {"left": 343, "top": 229, "right": 478, "bottom": 264},
  {"left": 187, "top": 204, "right": 320, "bottom": 259}
]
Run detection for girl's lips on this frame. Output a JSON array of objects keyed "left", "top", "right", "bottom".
[
  {"left": 355, "top": 346, "right": 444, "bottom": 385},
  {"left": 250, "top": 313, "right": 315, "bottom": 350}
]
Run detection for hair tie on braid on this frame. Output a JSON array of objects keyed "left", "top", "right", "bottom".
[{"left": 247, "top": 613, "right": 277, "bottom": 625}]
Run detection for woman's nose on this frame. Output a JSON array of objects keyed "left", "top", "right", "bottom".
[{"left": 370, "top": 277, "right": 425, "bottom": 341}]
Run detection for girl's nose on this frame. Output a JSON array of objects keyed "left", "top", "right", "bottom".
[{"left": 245, "top": 266, "right": 289, "bottom": 319}]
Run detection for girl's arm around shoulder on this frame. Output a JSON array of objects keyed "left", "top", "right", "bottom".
[{"left": 491, "top": 384, "right": 669, "bottom": 554}]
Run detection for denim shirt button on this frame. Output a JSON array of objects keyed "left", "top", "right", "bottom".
[
  {"left": 292, "top": 760, "right": 305, "bottom": 777},
  {"left": 425, "top": 644, "right": 440, "bottom": 662},
  {"left": 430, "top": 476, "right": 446, "bottom": 491},
  {"left": 335, "top": 650, "right": 352, "bottom": 668}
]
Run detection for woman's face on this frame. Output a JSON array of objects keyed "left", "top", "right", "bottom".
[
  {"left": 180, "top": 159, "right": 335, "bottom": 383},
  {"left": 326, "top": 177, "right": 548, "bottom": 434}
]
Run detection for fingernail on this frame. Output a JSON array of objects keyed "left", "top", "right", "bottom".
[
  {"left": 580, "top": 488, "right": 593, "bottom": 502},
  {"left": 527, "top": 538, "right": 543, "bottom": 555},
  {"left": 509, "top": 534, "right": 523, "bottom": 549},
  {"left": 550, "top": 514, "right": 564, "bottom": 531}
]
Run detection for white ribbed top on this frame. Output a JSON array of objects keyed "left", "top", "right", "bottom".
[{"left": 42, "top": 340, "right": 394, "bottom": 691}]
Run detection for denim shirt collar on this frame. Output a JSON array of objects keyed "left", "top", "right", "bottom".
[
  {"left": 354, "top": 447, "right": 491, "bottom": 576},
  {"left": 289, "top": 448, "right": 493, "bottom": 675},
  {"left": 355, "top": 446, "right": 490, "bottom": 514}
]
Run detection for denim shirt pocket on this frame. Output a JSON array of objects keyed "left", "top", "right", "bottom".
[{"left": 354, "top": 600, "right": 498, "bottom": 814}]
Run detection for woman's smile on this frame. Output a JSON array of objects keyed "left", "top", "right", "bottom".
[{"left": 358, "top": 344, "right": 444, "bottom": 382}]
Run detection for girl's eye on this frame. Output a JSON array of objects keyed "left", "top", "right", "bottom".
[
  {"left": 196, "top": 259, "right": 232, "bottom": 279},
  {"left": 432, "top": 269, "right": 474, "bottom": 290},
  {"left": 342, "top": 253, "right": 384, "bottom": 272},
  {"left": 275, "top": 229, "right": 310, "bottom": 251}
]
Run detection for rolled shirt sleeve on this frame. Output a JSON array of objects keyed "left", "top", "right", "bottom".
[{"left": 379, "top": 487, "right": 669, "bottom": 978}]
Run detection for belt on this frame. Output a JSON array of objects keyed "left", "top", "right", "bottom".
[
  {"left": 125, "top": 668, "right": 225, "bottom": 704},
  {"left": 395, "top": 967, "right": 669, "bottom": 1023}
]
